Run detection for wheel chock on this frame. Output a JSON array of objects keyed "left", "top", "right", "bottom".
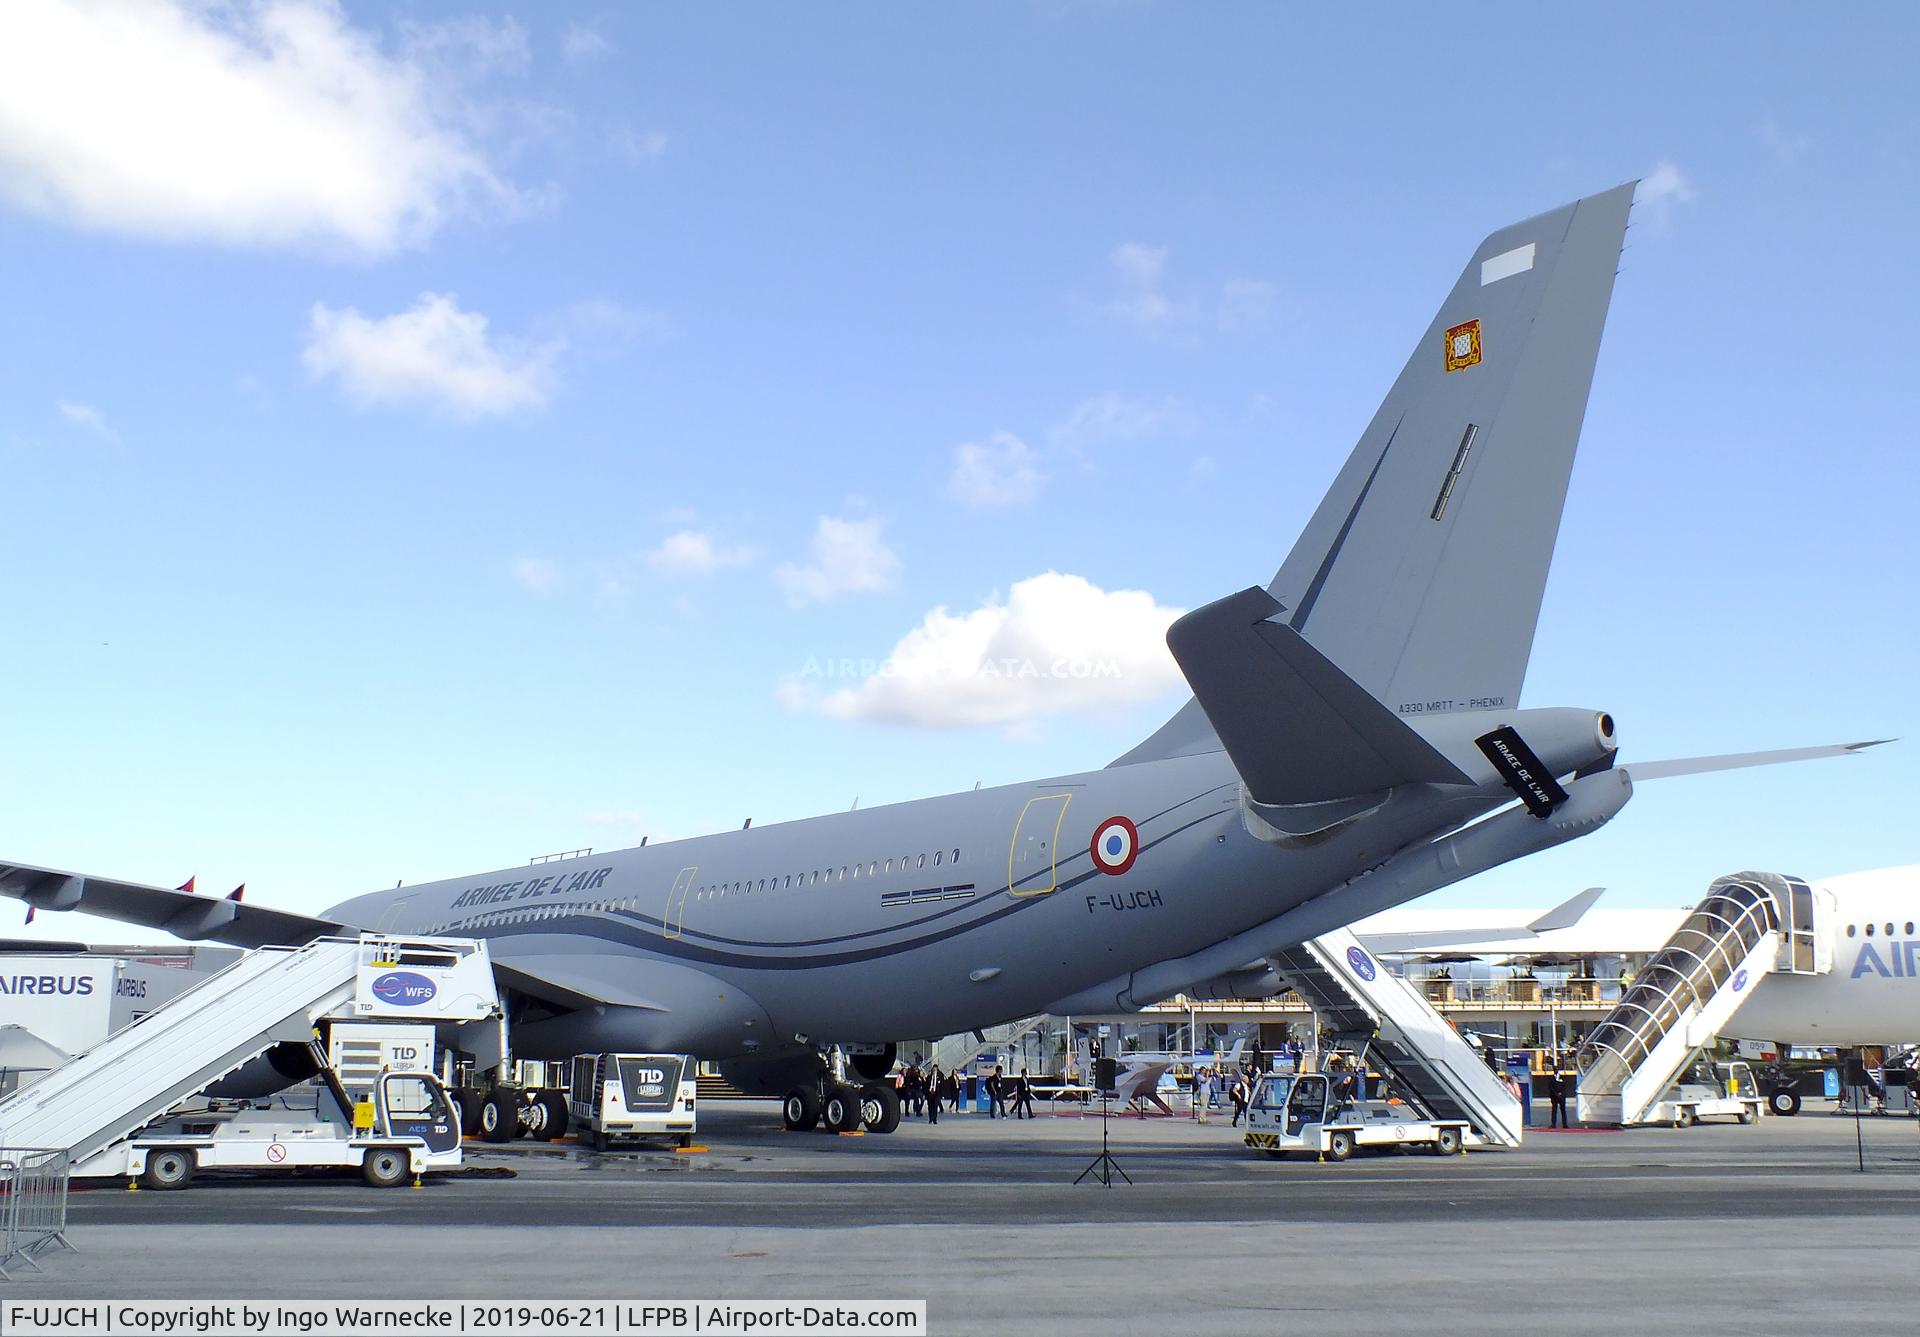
[
  {"left": 674, "top": 1145, "right": 709, "bottom": 1154},
  {"left": 837, "top": 1130, "right": 866, "bottom": 1137}
]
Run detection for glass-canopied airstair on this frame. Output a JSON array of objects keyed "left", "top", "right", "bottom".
[{"left": 1577, "top": 871, "right": 1822, "bottom": 1126}]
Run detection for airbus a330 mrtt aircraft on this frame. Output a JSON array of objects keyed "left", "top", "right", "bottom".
[{"left": 0, "top": 182, "right": 1879, "bottom": 1133}]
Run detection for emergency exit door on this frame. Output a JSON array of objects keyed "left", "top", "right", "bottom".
[
  {"left": 1009, "top": 793, "right": 1072, "bottom": 897},
  {"left": 663, "top": 866, "right": 698, "bottom": 940}
]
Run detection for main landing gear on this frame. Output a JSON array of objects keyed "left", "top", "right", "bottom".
[{"left": 781, "top": 1047, "right": 902, "bottom": 1135}]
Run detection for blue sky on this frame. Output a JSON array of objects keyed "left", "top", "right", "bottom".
[{"left": 1, "top": 2, "right": 1915, "bottom": 943}]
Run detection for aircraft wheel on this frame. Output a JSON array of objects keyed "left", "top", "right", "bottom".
[
  {"left": 1435, "top": 1126, "right": 1464, "bottom": 1156},
  {"left": 860, "top": 1083, "right": 902, "bottom": 1134},
  {"left": 782, "top": 1085, "right": 822, "bottom": 1132},
  {"left": 141, "top": 1148, "right": 196, "bottom": 1191},
  {"left": 478, "top": 1089, "right": 518, "bottom": 1143},
  {"left": 1769, "top": 1089, "right": 1801, "bottom": 1117},
  {"left": 537, "top": 1091, "right": 570, "bottom": 1142},
  {"left": 362, "top": 1147, "right": 410, "bottom": 1188},
  {"left": 1325, "top": 1131, "right": 1354, "bottom": 1162},
  {"left": 521, "top": 1096, "right": 548, "bottom": 1138},
  {"left": 825, "top": 1086, "right": 863, "bottom": 1134},
  {"left": 457, "top": 1090, "right": 486, "bottom": 1136}
]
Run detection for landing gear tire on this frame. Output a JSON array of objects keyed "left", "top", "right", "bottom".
[
  {"left": 141, "top": 1148, "right": 196, "bottom": 1191},
  {"left": 362, "top": 1147, "right": 410, "bottom": 1188},
  {"left": 783, "top": 1085, "right": 823, "bottom": 1132},
  {"left": 825, "top": 1086, "right": 863, "bottom": 1133},
  {"left": 457, "top": 1090, "right": 485, "bottom": 1137},
  {"left": 860, "top": 1083, "right": 902, "bottom": 1134},
  {"left": 1769, "top": 1089, "right": 1801, "bottom": 1117},
  {"left": 478, "top": 1089, "right": 518, "bottom": 1144},
  {"left": 536, "top": 1090, "right": 570, "bottom": 1142},
  {"left": 521, "top": 1096, "right": 549, "bottom": 1139},
  {"left": 1434, "top": 1126, "right": 1464, "bottom": 1156},
  {"left": 1325, "top": 1130, "right": 1354, "bottom": 1163}
]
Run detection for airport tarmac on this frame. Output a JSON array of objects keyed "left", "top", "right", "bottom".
[{"left": 18, "top": 1102, "right": 1920, "bottom": 1331}]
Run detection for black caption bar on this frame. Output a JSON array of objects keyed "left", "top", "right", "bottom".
[{"left": 1475, "top": 726, "right": 1570, "bottom": 819}]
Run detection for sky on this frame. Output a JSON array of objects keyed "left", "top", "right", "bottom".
[{"left": 1, "top": 2, "right": 1916, "bottom": 946}]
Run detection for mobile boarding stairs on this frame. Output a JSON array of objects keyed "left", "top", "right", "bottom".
[
  {"left": 1577, "top": 872, "right": 1826, "bottom": 1126},
  {"left": 0, "top": 935, "right": 502, "bottom": 1174},
  {"left": 1267, "top": 927, "right": 1525, "bottom": 1148}
]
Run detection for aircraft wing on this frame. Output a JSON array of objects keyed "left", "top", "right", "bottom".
[
  {"left": 1355, "top": 886, "right": 1605, "bottom": 953},
  {"left": 0, "top": 859, "right": 347, "bottom": 949}
]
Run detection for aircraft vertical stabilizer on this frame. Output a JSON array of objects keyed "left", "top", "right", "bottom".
[{"left": 1118, "top": 183, "right": 1635, "bottom": 766}]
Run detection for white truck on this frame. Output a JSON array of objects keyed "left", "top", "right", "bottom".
[
  {"left": 1644, "top": 1059, "right": 1765, "bottom": 1127},
  {"left": 0, "top": 935, "right": 507, "bottom": 1191},
  {"left": 567, "top": 1053, "right": 698, "bottom": 1150},
  {"left": 79, "top": 1058, "right": 463, "bottom": 1189},
  {"left": 1243, "top": 1070, "right": 1470, "bottom": 1161}
]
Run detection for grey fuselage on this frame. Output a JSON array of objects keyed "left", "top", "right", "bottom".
[{"left": 323, "top": 724, "right": 1578, "bottom": 1067}]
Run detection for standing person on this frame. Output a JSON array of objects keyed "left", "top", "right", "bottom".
[
  {"left": 1230, "top": 1072, "right": 1250, "bottom": 1127},
  {"left": 926, "top": 1063, "right": 943, "bottom": 1124},
  {"left": 904, "top": 1059, "right": 924, "bottom": 1118},
  {"left": 942, "top": 1068, "right": 960, "bottom": 1113},
  {"left": 1192, "top": 1065, "right": 1210, "bottom": 1121},
  {"left": 987, "top": 1064, "right": 1007, "bottom": 1119},
  {"left": 1549, "top": 1055, "right": 1573, "bottom": 1128},
  {"left": 1014, "top": 1068, "right": 1037, "bottom": 1119}
]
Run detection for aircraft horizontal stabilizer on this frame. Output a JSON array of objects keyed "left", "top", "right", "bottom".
[
  {"left": 1623, "top": 738, "right": 1891, "bottom": 782},
  {"left": 1164, "top": 586, "right": 1471, "bottom": 805}
]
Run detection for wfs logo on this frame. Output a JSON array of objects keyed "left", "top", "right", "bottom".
[
  {"left": 1346, "top": 946, "right": 1377, "bottom": 982},
  {"left": 1731, "top": 968, "right": 1749, "bottom": 993},
  {"left": 370, "top": 970, "right": 437, "bottom": 1007}
]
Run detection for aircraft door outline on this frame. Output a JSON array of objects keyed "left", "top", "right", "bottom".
[
  {"left": 663, "top": 866, "right": 699, "bottom": 940},
  {"left": 1008, "top": 793, "right": 1072, "bottom": 897},
  {"left": 374, "top": 899, "right": 411, "bottom": 933}
]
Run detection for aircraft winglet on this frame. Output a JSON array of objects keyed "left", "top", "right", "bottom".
[{"left": 1527, "top": 886, "right": 1605, "bottom": 933}]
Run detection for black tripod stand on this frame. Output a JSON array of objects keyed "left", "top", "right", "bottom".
[{"left": 1073, "top": 1088, "right": 1132, "bottom": 1187}]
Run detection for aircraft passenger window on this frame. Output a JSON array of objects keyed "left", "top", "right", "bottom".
[
  {"left": 1847, "top": 924, "right": 1856, "bottom": 937},
  {"left": 917, "top": 854, "right": 926, "bottom": 869},
  {"left": 885, "top": 859, "right": 892, "bottom": 873},
  {"left": 1866, "top": 924, "right": 1875, "bottom": 937},
  {"left": 1887, "top": 923, "right": 1897, "bottom": 936},
  {"left": 1907, "top": 922, "right": 1915, "bottom": 935},
  {"left": 852, "top": 864, "right": 861, "bottom": 879},
  {"left": 952, "top": 848, "right": 961, "bottom": 862},
  {"left": 840, "top": 867, "right": 848, "bottom": 880},
  {"left": 869, "top": 862, "right": 878, "bottom": 877},
  {"left": 934, "top": 851, "right": 943, "bottom": 866}
]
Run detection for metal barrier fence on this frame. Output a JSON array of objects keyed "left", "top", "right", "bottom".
[{"left": 0, "top": 1148, "right": 74, "bottom": 1279}]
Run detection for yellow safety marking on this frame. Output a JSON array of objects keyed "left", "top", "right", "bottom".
[
  {"left": 836, "top": 1130, "right": 866, "bottom": 1137},
  {"left": 1008, "top": 793, "right": 1073, "bottom": 898},
  {"left": 675, "top": 1145, "right": 710, "bottom": 1154}
]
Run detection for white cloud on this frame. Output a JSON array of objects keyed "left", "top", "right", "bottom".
[
  {"left": 1217, "top": 277, "right": 1281, "bottom": 332},
  {"left": 1051, "top": 393, "right": 1198, "bottom": 453},
  {"left": 613, "top": 125, "right": 669, "bottom": 164},
  {"left": 511, "top": 556, "right": 564, "bottom": 594},
  {"left": 304, "top": 292, "right": 556, "bottom": 418},
  {"left": 397, "top": 15, "right": 529, "bottom": 77},
  {"left": 781, "top": 572, "right": 1186, "bottom": 730},
  {"left": 774, "top": 516, "right": 901, "bottom": 607},
  {"left": 645, "top": 530, "right": 755, "bottom": 576},
  {"left": 1109, "top": 241, "right": 1168, "bottom": 285},
  {"left": 0, "top": 0, "right": 519, "bottom": 256},
  {"left": 562, "top": 22, "right": 614, "bottom": 63},
  {"left": 57, "top": 400, "right": 116, "bottom": 443},
  {"left": 948, "top": 432, "right": 1043, "bottom": 509},
  {"left": 1637, "top": 161, "right": 1698, "bottom": 232}
]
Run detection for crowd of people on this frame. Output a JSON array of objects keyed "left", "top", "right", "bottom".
[{"left": 894, "top": 1058, "right": 1039, "bottom": 1122}]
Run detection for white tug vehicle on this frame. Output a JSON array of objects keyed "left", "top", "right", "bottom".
[{"left": 1243, "top": 1064, "right": 1471, "bottom": 1162}]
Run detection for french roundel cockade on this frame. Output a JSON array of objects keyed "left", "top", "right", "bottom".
[{"left": 1089, "top": 816, "right": 1140, "bottom": 875}]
